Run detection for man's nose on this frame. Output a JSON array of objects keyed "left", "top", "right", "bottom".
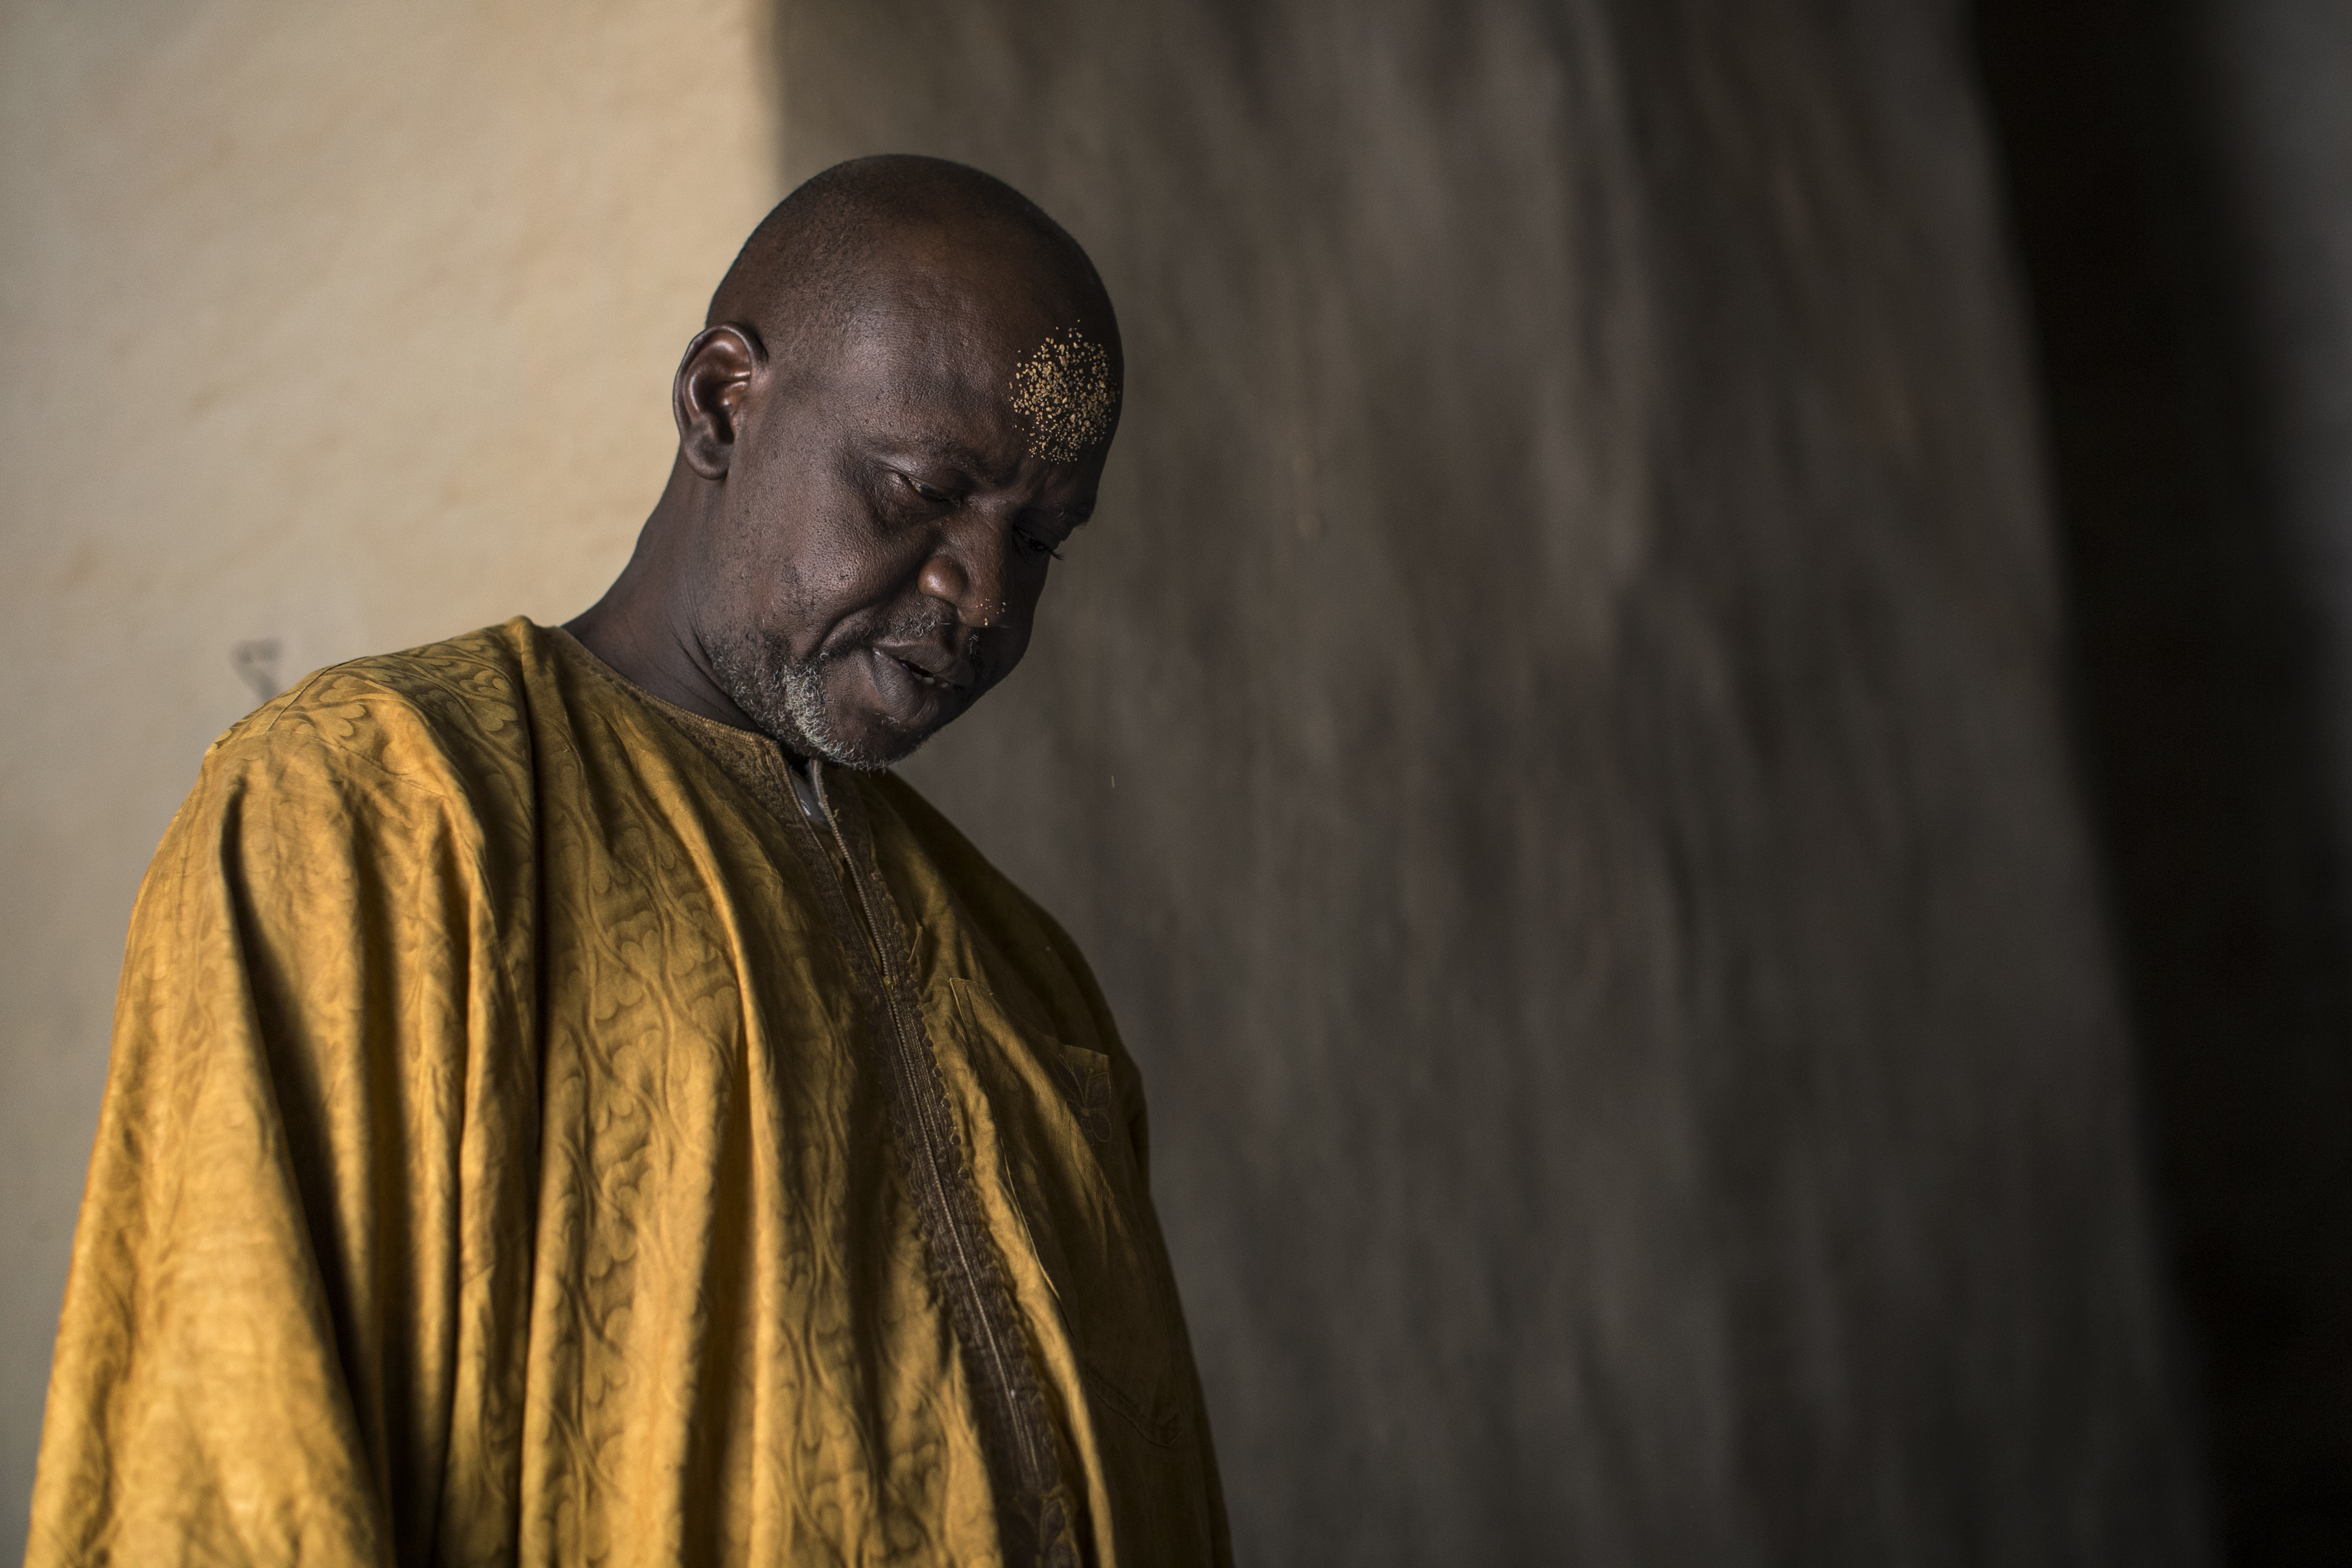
[{"left": 916, "top": 519, "right": 1012, "bottom": 629}]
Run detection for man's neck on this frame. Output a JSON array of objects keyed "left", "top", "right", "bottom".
[{"left": 567, "top": 467, "right": 772, "bottom": 739}]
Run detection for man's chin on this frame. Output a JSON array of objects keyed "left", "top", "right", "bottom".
[
  {"left": 815, "top": 734, "right": 931, "bottom": 773},
  {"left": 799, "top": 710, "right": 943, "bottom": 773}
]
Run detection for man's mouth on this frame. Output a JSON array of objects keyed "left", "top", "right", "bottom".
[{"left": 891, "top": 654, "right": 953, "bottom": 691}]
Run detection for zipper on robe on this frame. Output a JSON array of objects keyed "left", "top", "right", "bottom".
[{"left": 782, "top": 759, "right": 1081, "bottom": 1568}]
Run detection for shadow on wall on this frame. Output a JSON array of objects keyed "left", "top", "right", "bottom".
[
  {"left": 786, "top": 0, "right": 2213, "bottom": 1563},
  {"left": 1973, "top": 0, "right": 2352, "bottom": 1562}
]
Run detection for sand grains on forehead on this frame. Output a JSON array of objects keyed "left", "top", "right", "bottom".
[{"left": 1007, "top": 327, "right": 1117, "bottom": 465}]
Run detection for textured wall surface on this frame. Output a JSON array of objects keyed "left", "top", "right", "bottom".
[
  {"left": 789, "top": 1, "right": 2217, "bottom": 1561},
  {"left": 0, "top": 0, "right": 778, "bottom": 1546}
]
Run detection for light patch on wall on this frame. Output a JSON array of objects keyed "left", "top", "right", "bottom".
[{"left": 0, "top": 0, "right": 781, "bottom": 1543}]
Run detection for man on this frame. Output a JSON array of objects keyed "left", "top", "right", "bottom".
[{"left": 28, "top": 156, "right": 1229, "bottom": 1568}]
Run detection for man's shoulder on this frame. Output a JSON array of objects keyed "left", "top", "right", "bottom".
[{"left": 208, "top": 617, "right": 552, "bottom": 802}]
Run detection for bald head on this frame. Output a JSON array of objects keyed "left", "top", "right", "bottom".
[{"left": 708, "top": 156, "right": 1120, "bottom": 403}]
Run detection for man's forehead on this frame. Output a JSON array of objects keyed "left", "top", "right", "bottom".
[{"left": 822, "top": 298, "right": 1117, "bottom": 472}]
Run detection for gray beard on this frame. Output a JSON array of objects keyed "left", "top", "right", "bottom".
[{"left": 705, "top": 617, "right": 948, "bottom": 772}]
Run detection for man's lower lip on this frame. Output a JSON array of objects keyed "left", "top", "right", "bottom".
[{"left": 862, "top": 648, "right": 951, "bottom": 725}]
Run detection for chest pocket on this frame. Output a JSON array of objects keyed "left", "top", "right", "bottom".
[{"left": 945, "top": 976, "right": 1188, "bottom": 1447}]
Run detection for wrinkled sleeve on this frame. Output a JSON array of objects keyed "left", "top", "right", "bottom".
[{"left": 27, "top": 709, "right": 534, "bottom": 1568}]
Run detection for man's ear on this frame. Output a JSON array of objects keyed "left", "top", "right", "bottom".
[{"left": 673, "top": 324, "right": 762, "bottom": 479}]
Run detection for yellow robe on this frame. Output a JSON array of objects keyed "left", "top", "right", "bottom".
[{"left": 28, "top": 618, "right": 1229, "bottom": 1568}]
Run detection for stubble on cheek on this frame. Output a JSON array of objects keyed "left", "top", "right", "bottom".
[
  {"left": 703, "top": 590, "right": 965, "bottom": 771},
  {"left": 705, "top": 625, "right": 841, "bottom": 762}
]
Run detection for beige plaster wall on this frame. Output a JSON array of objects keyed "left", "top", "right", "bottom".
[{"left": 0, "top": 0, "right": 779, "bottom": 1540}]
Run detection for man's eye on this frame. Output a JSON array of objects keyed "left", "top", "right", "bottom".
[
  {"left": 1016, "top": 529, "right": 1063, "bottom": 562},
  {"left": 908, "top": 479, "right": 952, "bottom": 504}
]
